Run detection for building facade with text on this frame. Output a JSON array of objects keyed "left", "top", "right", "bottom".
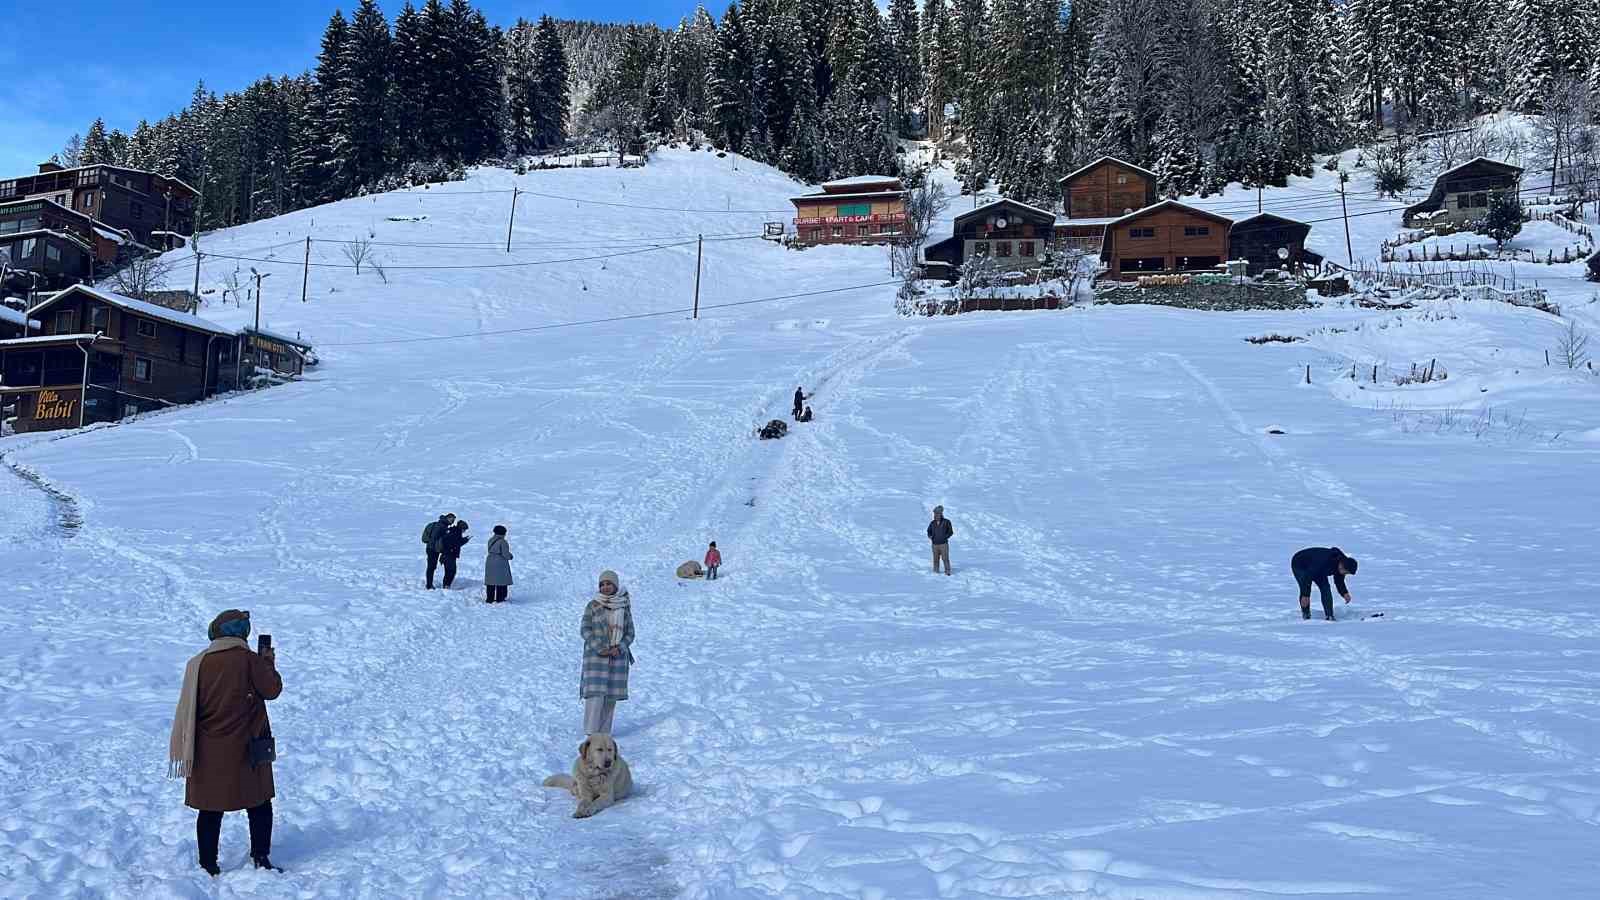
[{"left": 791, "top": 176, "right": 907, "bottom": 246}]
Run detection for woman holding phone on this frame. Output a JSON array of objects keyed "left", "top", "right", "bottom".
[
  {"left": 168, "top": 609, "right": 283, "bottom": 875},
  {"left": 579, "top": 570, "right": 635, "bottom": 735}
]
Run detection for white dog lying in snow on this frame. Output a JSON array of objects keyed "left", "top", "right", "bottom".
[{"left": 543, "top": 733, "right": 633, "bottom": 819}]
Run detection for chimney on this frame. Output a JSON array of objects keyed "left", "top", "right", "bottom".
[{"left": 38, "top": 161, "right": 64, "bottom": 174}]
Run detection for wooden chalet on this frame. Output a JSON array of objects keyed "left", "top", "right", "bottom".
[
  {"left": 0, "top": 198, "right": 130, "bottom": 290},
  {"left": 240, "top": 325, "right": 314, "bottom": 380},
  {"left": 923, "top": 199, "right": 1057, "bottom": 274},
  {"left": 1403, "top": 158, "right": 1523, "bottom": 228},
  {"left": 791, "top": 176, "right": 907, "bottom": 245},
  {"left": 1227, "top": 213, "right": 1323, "bottom": 276},
  {"left": 0, "top": 305, "right": 41, "bottom": 340},
  {"left": 1, "top": 285, "right": 239, "bottom": 433},
  {"left": 0, "top": 161, "right": 197, "bottom": 248},
  {"left": 1099, "top": 201, "right": 1233, "bottom": 280},
  {"left": 1054, "top": 157, "right": 1159, "bottom": 252}
]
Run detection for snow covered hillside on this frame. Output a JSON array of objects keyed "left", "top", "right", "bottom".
[{"left": 2, "top": 149, "right": 1598, "bottom": 899}]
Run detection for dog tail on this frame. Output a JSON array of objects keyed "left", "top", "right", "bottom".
[{"left": 542, "top": 774, "right": 575, "bottom": 789}]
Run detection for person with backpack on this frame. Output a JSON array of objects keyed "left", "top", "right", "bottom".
[
  {"left": 422, "top": 513, "right": 456, "bottom": 590},
  {"left": 439, "top": 520, "right": 470, "bottom": 589},
  {"left": 704, "top": 541, "right": 722, "bottom": 580},
  {"left": 484, "top": 525, "right": 514, "bottom": 603},
  {"left": 927, "top": 505, "right": 954, "bottom": 575},
  {"left": 1291, "top": 546, "right": 1359, "bottom": 620}
]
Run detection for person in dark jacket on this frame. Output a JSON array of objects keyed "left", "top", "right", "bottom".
[
  {"left": 792, "top": 387, "right": 806, "bottom": 419},
  {"left": 927, "top": 505, "right": 954, "bottom": 575},
  {"left": 440, "top": 520, "right": 471, "bottom": 589},
  {"left": 168, "top": 610, "right": 283, "bottom": 875},
  {"left": 1291, "top": 547, "right": 1358, "bottom": 620},
  {"left": 798, "top": 406, "right": 814, "bottom": 422},
  {"left": 423, "top": 512, "right": 456, "bottom": 589}
]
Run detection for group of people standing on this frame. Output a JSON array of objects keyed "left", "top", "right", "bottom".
[{"left": 422, "top": 512, "right": 515, "bottom": 603}]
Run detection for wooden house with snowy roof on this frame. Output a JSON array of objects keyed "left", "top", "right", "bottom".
[
  {"left": 1403, "top": 158, "right": 1523, "bottom": 228},
  {"left": 790, "top": 175, "right": 908, "bottom": 245},
  {"left": 923, "top": 199, "right": 1057, "bottom": 274}
]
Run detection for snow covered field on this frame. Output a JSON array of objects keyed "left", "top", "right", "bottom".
[{"left": 2, "top": 149, "right": 1598, "bottom": 898}]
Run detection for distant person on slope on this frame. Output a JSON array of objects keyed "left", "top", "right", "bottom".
[
  {"left": 423, "top": 512, "right": 456, "bottom": 590},
  {"left": 579, "top": 570, "right": 635, "bottom": 735},
  {"left": 799, "top": 406, "right": 814, "bottom": 423},
  {"left": 484, "top": 525, "right": 514, "bottom": 603},
  {"left": 704, "top": 541, "right": 722, "bottom": 580},
  {"left": 793, "top": 386, "right": 806, "bottom": 419},
  {"left": 439, "top": 520, "right": 470, "bottom": 589},
  {"left": 1291, "top": 546, "right": 1358, "bottom": 621},
  {"left": 927, "top": 506, "right": 955, "bottom": 575},
  {"left": 169, "top": 610, "right": 283, "bottom": 876}
]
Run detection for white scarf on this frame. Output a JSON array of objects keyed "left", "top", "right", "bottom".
[
  {"left": 595, "top": 589, "right": 630, "bottom": 646},
  {"left": 168, "top": 637, "right": 249, "bottom": 779}
]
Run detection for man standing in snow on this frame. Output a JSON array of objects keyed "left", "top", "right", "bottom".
[
  {"left": 927, "top": 506, "right": 954, "bottom": 575},
  {"left": 439, "top": 520, "right": 470, "bottom": 589},
  {"left": 793, "top": 386, "right": 806, "bottom": 420},
  {"left": 423, "top": 513, "right": 455, "bottom": 590},
  {"left": 1291, "top": 546, "right": 1358, "bottom": 621}
]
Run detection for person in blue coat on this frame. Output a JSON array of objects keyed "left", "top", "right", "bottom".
[{"left": 1291, "top": 547, "right": 1358, "bottom": 620}]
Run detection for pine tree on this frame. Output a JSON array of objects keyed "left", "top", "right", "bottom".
[
  {"left": 532, "top": 15, "right": 571, "bottom": 150},
  {"left": 920, "top": 0, "right": 953, "bottom": 141},
  {"left": 390, "top": 2, "right": 429, "bottom": 164},
  {"left": 709, "top": 2, "right": 755, "bottom": 151},
  {"left": 295, "top": 12, "right": 350, "bottom": 204},
  {"left": 344, "top": 0, "right": 394, "bottom": 187},
  {"left": 82, "top": 119, "right": 114, "bottom": 165},
  {"left": 888, "top": 0, "right": 921, "bottom": 132}
]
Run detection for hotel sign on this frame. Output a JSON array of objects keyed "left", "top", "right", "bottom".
[{"left": 33, "top": 388, "right": 79, "bottom": 422}]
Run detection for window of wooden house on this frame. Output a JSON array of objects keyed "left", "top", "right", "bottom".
[
  {"left": 45, "top": 244, "right": 62, "bottom": 263},
  {"left": 857, "top": 225, "right": 871, "bottom": 237},
  {"left": 77, "top": 168, "right": 98, "bottom": 187},
  {"left": 832, "top": 226, "right": 844, "bottom": 238},
  {"left": 134, "top": 357, "right": 153, "bottom": 382},
  {"left": 1020, "top": 241, "right": 1036, "bottom": 257},
  {"left": 1121, "top": 257, "right": 1166, "bottom": 272},
  {"left": 1130, "top": 227, "right": 1155, "bottom": 239},
  {"left": 996, "top": 242, "right": 1013, "bottom": 258},
  {"left": 1183, "top": 225, "right": 1210, "bottom": 237},
  {"left": 136, "top": 318, "right": 157, "bottom": 338},
  {"left": 18, "top": 237, "right": 38, "bottom": 259},
  {"left": 56, "top": 194, "right": 68, "bottom": 206},
  {"left": 0, "top": 181, "right": 16, "bottom": 198},
  {"left": 973, "top": 241, "right": 990, "bottom": 256},
  {"left": 55, "top": 309, "right": 75, "bottom": 333},
  {"left": 808, "top": 228, "right": 821, "bottom": 242},
  {"left": 89, "top": 305, "right": 107, "bottom": 332},
  {"left": 1116, "top": 174, "right": 1129, "bottom": 185},
  {"left": 1177, "top": 255, "right": 1221, "bottom": 270},
  {"left": 82, "top": 193, "right": 94, "bottom": 212},
  {"left": 1473, "top": 193, "right": 1488, "bottom": 208}
]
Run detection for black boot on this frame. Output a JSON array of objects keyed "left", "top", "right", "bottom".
[
  {"left": 253, "top": 856, "right": 283, "bottom": 873},
  {"left": 1322, "top": 597, "right": 1336, "bottom": 621},
  {"left": 1301, "top": 606, "right": 1311, "bottom": 620},
  {"left": 200, "top": 860, "right": 221, "bottom": 877}
]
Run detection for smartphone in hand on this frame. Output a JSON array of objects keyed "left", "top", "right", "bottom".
[{"left": 258, "top": 634, "right": 272, "bottom": 653}]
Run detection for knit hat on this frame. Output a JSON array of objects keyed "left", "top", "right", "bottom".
[
  {"left": 455, "top": 520, "right": 470, "bottom": 531},
  {"left": 599, "top": 569, "right": 620, "bottom": 586},
  {"left": 933, "top": 505, "right": 944, "bottom": 515},
  {"left": 207, "top": 609, "right": 250, "bottom": 641},
  {"left": 443, "top": 512, "right": 457, "bottom": 521},
  {"left": 1344, "top": 556, "right": 1359, "bottom": 574},
  {"left": 493, "top": 524, "right": 507, "bottom": 535}
]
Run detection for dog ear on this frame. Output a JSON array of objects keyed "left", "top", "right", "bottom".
[{"left": 578, "top": 738, "right": 591, "bottom": 760}]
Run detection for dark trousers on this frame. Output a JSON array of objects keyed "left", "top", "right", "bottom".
[
  {"left": 706, "top": 565, "right": 719, "bottom": 580},
  {"left": 425, "top": 549, "right": 440, "bottom": 588},
  {"left": 441, "top": 555, "right": 458, "bottom": 588},
  {"left": 197, "top": 800, "right": 272, "bottom": 866},
  {"left": 1294, "top": 566, "right": 1336, "bottom": 618},
  {"left": 485, "top": 585, "right": 507, "bottom": 603}
]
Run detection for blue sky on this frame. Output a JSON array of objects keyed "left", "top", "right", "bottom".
[{"left": 0, "top": 0, "right": 690, "bottom": 177}]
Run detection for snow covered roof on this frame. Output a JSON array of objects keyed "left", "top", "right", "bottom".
[
  {"left": 31, "top": 285, "right": 237, "bottom": 338},
  {"left": 1054, "top": 215, "right": 1119, "bottom": 227},
  {"left": 243, "top": 325, "right": 314, "bottom": 351},
  {"left": 1, "top": 228, "right": 95, "bottom": 254},
  {"left": 0, "top": 332, "right": 106, "bottom": 348},
  {"left": 1230, "top": 212, "right": 1312, "bottom": 228},
  {"left": 1104, "top": 199, "right": 1234, "bottom": 227},
  {"left": 791, "top": 189, "right": 908, "bottom": 202},
  {"left": 1437, "top": 157, "right": 1524, "bottom": 179},
  {"left": 0, "top": 306, "right": 41, "bottom": 330},
  {"left": 821, "top": 175, "right": 903, "bottom": 188},
  {"left": 955, "top": 198, "right": 1058, "bottom": 226},
  {"left": 93, "top": 226, "right": 131, "bottom": 244},
  {"left": 1058, "top": 156, "right": 1157, "bottom": 184}
]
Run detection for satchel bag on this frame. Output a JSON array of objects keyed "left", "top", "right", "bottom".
[{"left": 249, "top": 723, "right": 276, "bottom": 769}]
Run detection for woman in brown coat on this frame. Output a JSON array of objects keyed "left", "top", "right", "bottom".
[{"left": 168, "top": 610, "right": 283, "bottom": 875}]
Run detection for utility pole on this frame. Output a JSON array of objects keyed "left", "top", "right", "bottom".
[
  {"left": 505, "top": 186, "right": 520, "bottom": 253},
  {"left": 692, "top": 234, "right": 703, "bottom": 319},
  {"left": 301, "top": 237, "right": 312, "bottom": 302},
  {"left": 250, "top": 268, "right": 271, "bottom": 333},
  {"left": 1257, "top": 181, "right": 1263, "bottom": 214},
  {"left": 1338, "top": 172, "right": 1354, "bottom": 265},
  {"left": 192, "top": 250, "right": 202, "bottom": 299}
]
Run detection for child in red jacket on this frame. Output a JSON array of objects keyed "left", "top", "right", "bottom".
[{"left": 705, "top": 542, "right": 722, "bottom": 580}]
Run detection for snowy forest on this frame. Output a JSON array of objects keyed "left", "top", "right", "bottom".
[{"left": 52, "top": 0, "right": 1600, "bottom": 230}]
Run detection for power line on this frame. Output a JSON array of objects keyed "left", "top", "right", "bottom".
[
  {"left": 199, "top": 239, "right": 710, "bottom": 271},
  {"left": 317, "top": 279, "right": 902, "bottom": 347}
]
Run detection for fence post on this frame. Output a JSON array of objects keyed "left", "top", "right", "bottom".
[{"left": 1305, "top": 364, "right": 1311, "bottom": 385}]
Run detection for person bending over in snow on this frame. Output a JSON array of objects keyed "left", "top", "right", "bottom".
[
  {"left": 798, "top": 406, "right": 813, "bottom": 423},
  {"left": 1291, "top": 546, "right": 1358, "bottom": 620}
]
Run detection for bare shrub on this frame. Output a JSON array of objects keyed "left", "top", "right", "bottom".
[
  {"left": 341, "top": 237, "right": 374, "bottom": 275},
  {"left": 1555, "top": 319, "right": 1590, "bottom": 368},
  {"left": 109, "top": 253, "right": 174, "bottom": 302}
]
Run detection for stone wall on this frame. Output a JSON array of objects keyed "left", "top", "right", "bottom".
[{"left": 1094, "top": 281, "right": 1311, "bottom": 311}]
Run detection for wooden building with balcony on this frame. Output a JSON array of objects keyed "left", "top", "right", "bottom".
[
  {"left": 1054, "top": 157, "right": 1159, "bottom": 252},
  {"left": 0, "top": 161, "right": 196, "bottom": 249},
  {"left": 1, "top": 285, "right": 239, "bottom": 433},
  {"left": 922, "top": 199, "right": 1058, "bottom": 274},
  {"left": 1403, "top": 158, "right": 1524, "bottom": 228},
  {"left": 0, "top": 198, "right": 130, "bottom": 290},
  {"left": 1099, "top": 201, "right": 1233, "bottom": 280},
  {"left": 791, "top": 176, "right": 907, "bottom": 245},
  {"left": 1227, "top": 213, "right": 1323, "bottom": 276}
]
